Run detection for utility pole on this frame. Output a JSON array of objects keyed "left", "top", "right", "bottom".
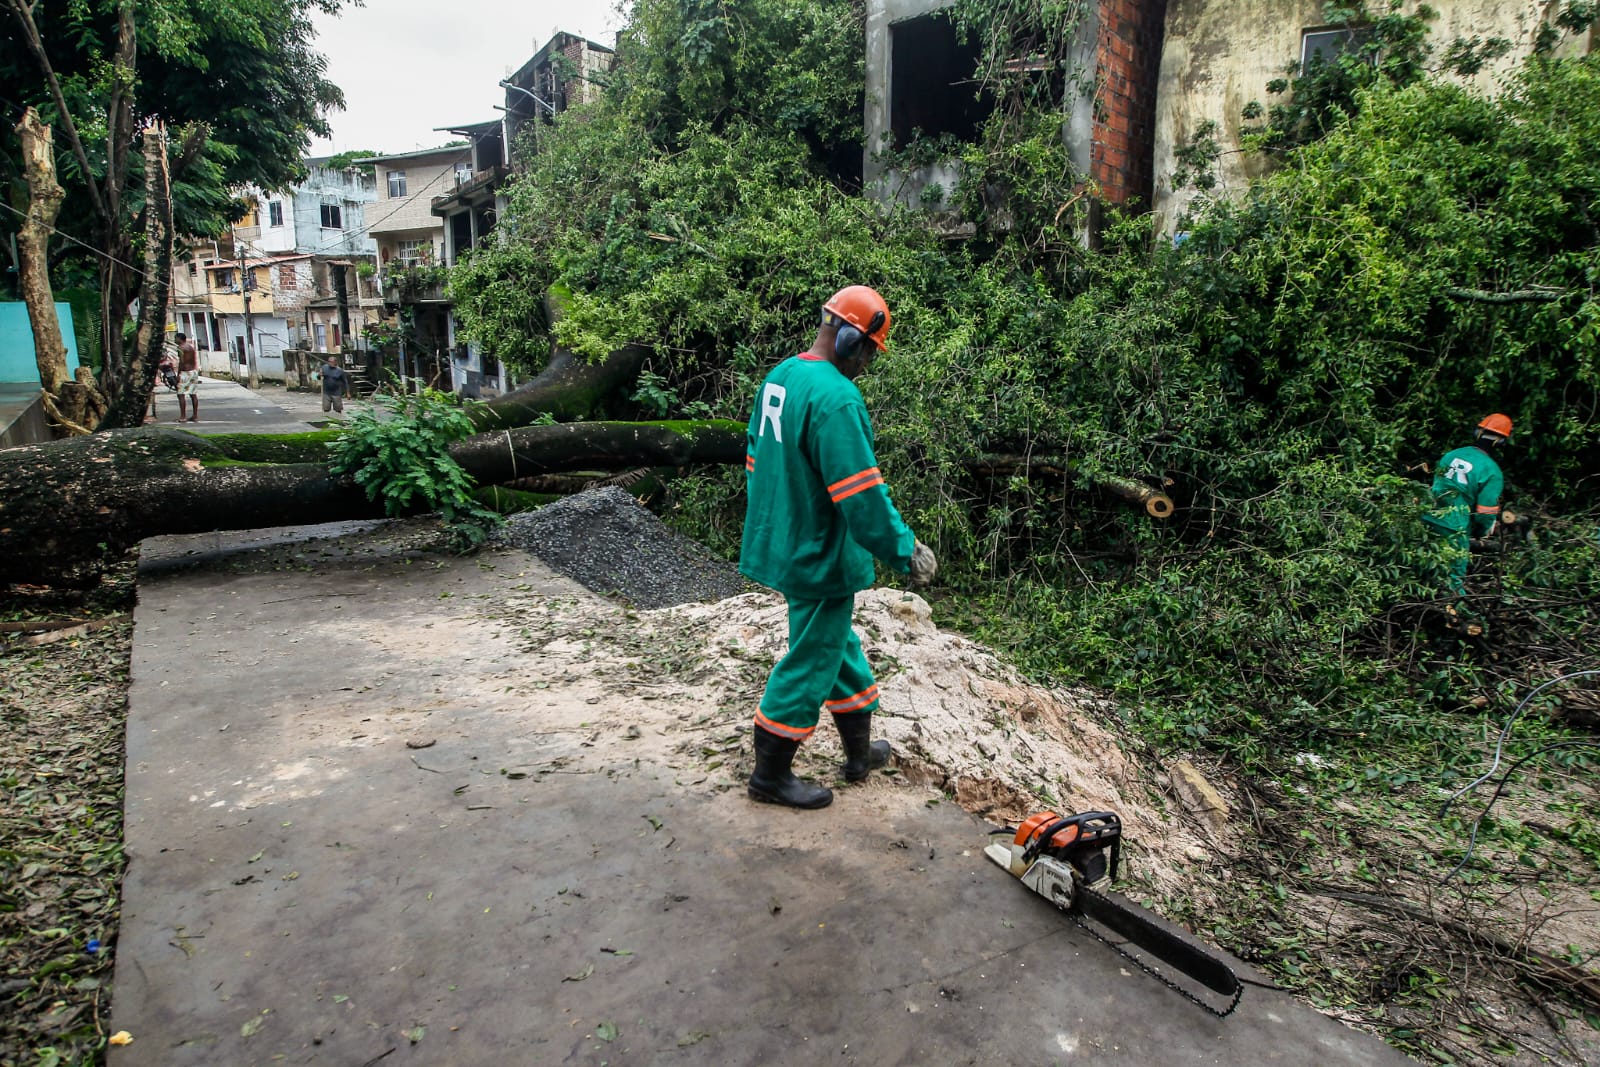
[{"left": 234, "top": 228, "right": 259, "bottom": 389}]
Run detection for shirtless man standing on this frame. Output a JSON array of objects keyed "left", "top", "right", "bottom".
[{"left": 175, "top": 333, "right": 201, "bottom": 422}]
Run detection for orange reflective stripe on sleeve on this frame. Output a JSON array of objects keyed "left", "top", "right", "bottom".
[
  {"left": 745, "top": 453, "right": 755, "bottom": 472},
  {"left": 754, "top": 710, "right": 815, "bottom": 741},
  {"left": 825, "top": 684, "right": 880, "bottom": 714},
  {"left": 828, "top": 467, "right": 884, "bottom": 503},
  {"left": 1474, "top": 504, "right": 1500, "bottom": 513}
]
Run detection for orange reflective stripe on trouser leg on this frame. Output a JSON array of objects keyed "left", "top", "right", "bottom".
[
  {"left": 825, "top": 621, "right": 880, "bottom": 718},
  {"left": 754, "top": 594, "right": 858, "bottom": 738}
]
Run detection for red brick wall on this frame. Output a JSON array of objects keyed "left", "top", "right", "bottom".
[{"left": 1092, "top": 0, "right": 1167, "bottom": 209}]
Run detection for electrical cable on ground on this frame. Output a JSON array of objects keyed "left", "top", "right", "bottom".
[{"left": 1438, "top": 666, "right": 1600, "bottom": 883}]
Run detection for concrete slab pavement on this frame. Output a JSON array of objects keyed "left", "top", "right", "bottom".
[
  {"left": 148, "top": 375, "right": 330, "bottom": 435},
  {"left": 110, "top": 524, "right": 1411, "bottom": 1066}
]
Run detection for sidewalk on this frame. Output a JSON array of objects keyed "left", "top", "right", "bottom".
[{"left": 109, "top": 522, "right": 1411, "bottom": 1066}]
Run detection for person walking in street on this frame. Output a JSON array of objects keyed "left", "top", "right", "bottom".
[
  {"left": 175, "top": 333, "right": 201, "bottom": 422},
  {"left": 318, "top": 354, "right": 350, "bottom": 415},
  {"left": 738, "top": 284, "right": 938, "bottom": 810},
  {"left": 1422, "top": 413, "right": 1512, "bottom": 597}
]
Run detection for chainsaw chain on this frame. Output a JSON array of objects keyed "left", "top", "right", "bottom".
[{"left": 1071, "top": 886, "right": 1244, "bottom": 1019}]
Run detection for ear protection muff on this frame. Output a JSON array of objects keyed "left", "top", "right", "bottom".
[{"left": 834, "top": 310, "right": 886, "bottom": 361}]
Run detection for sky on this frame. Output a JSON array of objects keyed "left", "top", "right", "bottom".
[{"left": 308, "top": 0, "right": 625, "bottom": 157}]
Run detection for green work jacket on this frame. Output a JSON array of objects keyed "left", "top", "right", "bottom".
[
  {"left": 738, "top": 354, "right": 916, "bottom": 600},
  {"left": 1422, "top": 445, "right": 1503, "bottom": 538}
]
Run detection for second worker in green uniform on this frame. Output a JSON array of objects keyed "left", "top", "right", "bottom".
[
  {"left": 738, "top": 285, "right": 937, "bottom": 811},
  {"left": 1422, "top": 413, "right": 1512, "bottom": 597}
]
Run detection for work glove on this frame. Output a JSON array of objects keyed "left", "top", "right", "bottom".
[{"left": 910, "top": 540, "right": 938, "bottom": 586}]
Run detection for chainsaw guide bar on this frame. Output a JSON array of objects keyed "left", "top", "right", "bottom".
[{"left": 985, "top": 810, "right": 1244, "bottom": 1018}]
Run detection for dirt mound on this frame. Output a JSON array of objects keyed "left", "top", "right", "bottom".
[
  {"left": 655, "top": 588, "right": 1214, "bottom": 896},
  {"left": 491, "top": 580, "right": 1217, "bottom": 903},
  {"left": 494, "top": 487, "right": 751, "bottom": 608}
]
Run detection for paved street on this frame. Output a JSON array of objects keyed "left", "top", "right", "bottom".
[{"left": 147, "top": 375, "right": 338, "bottom": 435}]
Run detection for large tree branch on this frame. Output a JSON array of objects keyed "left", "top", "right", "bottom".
[{"left": 1445, "top": 286, "right": 1568, "bottom": 305}]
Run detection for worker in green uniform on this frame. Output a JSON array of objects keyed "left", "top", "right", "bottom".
[
  {"left": 739, "top": 285, "right": 938, "bottom": 810},
  {"left": 1422, "top": 413, "right": 1512, "bottom": 597}
]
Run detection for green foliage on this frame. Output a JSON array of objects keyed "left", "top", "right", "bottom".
[
  {"left": 382, "top": 263, "right": 450, "bottom": 299},
  {"left": 327, "top": 390, "right": 501, "bottom": 549},
  {"left": 452, "top": 1, "right": 1600, "bottom": 788},
  {"left": 608, "top": 0, "right": 865, "bottom": 154},
  {"left": 323, "top": 149, "right": 382, "bottom": 171},
  {"left": 1, "top": 0, "right": 348, "bottom": 240}
]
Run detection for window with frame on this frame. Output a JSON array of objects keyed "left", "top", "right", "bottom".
[
  {"left": 454, "top": 161, "right": 474, "bottom": 187},
  {"left": 188, "top": 262, "right": 198, "bottom": 276},
  {"left": 268, "top": 200, "right": 284, "bottom": 227},
  {"left": 387, "top": 170, "right": 407, "bottom": 197},
  {"left": 396, "top": 238, "right": 427, "bottom": 266},
  {"left": 320, "top": 203, "right": 343, "bottom": 229},
  {"left": 214, "top": 268, "right": 235, "bottom": 290},
  {"left": 1301, "top": 26, "right": 1372, "bottom": 71},
  {"left": 278, "top": 264, "right": 298, "bottom": 289}
]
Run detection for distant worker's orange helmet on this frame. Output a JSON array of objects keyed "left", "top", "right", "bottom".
[
  {"left": 1477, "top": 413, "right": 1513, "bottom": 439},
  {"left": 822, "top": 285, "right": 892, "bottom": 354}
]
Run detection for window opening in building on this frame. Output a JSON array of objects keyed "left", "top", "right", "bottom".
[
  {"left": 397, "top": 238, "right": 428, "bottom": 266},
  {"left": 450, "top": 213, "right": 472, "bottom": 262},
  {"left": 215, "top": 268, "right": 235, "bottom": 290},
  {"left": 188, "top": 262, "right": 198, "bottom": 276},
  {"left": 1300, "top": 26, "right": 1372, "bottom": 71},
  {"left": 320, "top": 203, "right": 343, "bottom": 229},
  {"left": 890, "top": 13, "right": 989, "bottom": 149},
  {"left": 388, "top": 170, "right": 407, "bottom": 197},
  {"left": 278, "top": 264, "right": 298, "bottom": 289},
  {"left": 454, "top": 161, "right": 474, "bottom": 187},
  {"left": 314, "top": 323, "right": 328, "bottom": 352},
  {"left": 268, "top": 200, "right": 284, "bottom": 227}
]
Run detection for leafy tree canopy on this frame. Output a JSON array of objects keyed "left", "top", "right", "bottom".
[{"left": 1, "top": 0, "right": 347, "bottom": 242}]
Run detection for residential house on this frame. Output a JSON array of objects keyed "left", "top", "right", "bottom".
[
  {"left": 1152, "top": 1, "right": 1597, "bottom": 228},
  {"left": 171, "top": 235, "right": 230, "bottom": 372},
  {"left": 362, "top": 145, "right": 471, "bottom": 388},
  {"left": 431, "top": 32, "right": 615, "bottom": 397},
  {"left": 172, "top": 159, "right": 382, "bottom": 374},
  {"left": 203, "top": 251, "right": 295, "bottom": 379}
]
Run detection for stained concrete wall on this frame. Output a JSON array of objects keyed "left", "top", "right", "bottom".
[{"left": 1154, "top": 0, "right": 1596, "bottom": 229}]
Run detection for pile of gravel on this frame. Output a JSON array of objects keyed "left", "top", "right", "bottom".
[{"left": 494, "top": 487, "right": 751, "bottom": 609}]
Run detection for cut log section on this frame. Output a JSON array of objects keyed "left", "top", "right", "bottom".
[{"left": 965, "top": 455, "right": 1175, "bottom": 520}]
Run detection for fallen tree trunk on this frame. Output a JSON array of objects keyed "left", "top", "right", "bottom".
[
  {"left": 964, "top": 454, "right": 1176, "bottom": 519},
  {"left": 0, "top": 420, "right": 743, "bottom": 587},
  {"left": 473, "top": 291, "right": 647, "bottom": 430},
  {"left": 474, "top": 346, "right": 648, "bottom": 430}
]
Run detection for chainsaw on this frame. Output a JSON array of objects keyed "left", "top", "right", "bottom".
[{"left": 985, "top": 810, "right": 1243, "bottom": 1017}]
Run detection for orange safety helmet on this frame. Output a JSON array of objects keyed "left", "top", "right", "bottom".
[
  {"left": 1477, "top": 413, "right": 1513, "bottom": 439},
  {"left": 822, "top": 285, "right": 892, "bottom": 354}
]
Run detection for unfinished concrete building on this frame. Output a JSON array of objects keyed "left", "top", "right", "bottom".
[{"left": 864, "top": 0, "right": 1168, "bottom": 227}]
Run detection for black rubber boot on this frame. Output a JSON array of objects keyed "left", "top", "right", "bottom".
[
  {"left": 835, "top": 711, "right": 891, "bottom": 783},
  {"left": 748, "top": 728, "right": 833, "bottom": 809}
]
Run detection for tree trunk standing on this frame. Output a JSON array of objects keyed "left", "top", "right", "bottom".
[
  {"left": 95, "top": 5, "right": 141, "bottom": 422},
  {"left": 0, "top": 420, "right": 744, "bottom": 587},
  {"left": 13, "top": 107, "right": 110, "bottom": 436},
  {"left": 101, "top": 126, "right": 174, "bottom": 430},
  {"left": 15, "top": 108, "right": 69, "bottom": 396}
]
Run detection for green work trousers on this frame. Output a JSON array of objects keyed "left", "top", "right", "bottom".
[
  {"left": 754, "top": 594, "right": 880, "bottom": 742},
  {"left": 1422, "top": 519, "right": 1470, "bottom": 597}
]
